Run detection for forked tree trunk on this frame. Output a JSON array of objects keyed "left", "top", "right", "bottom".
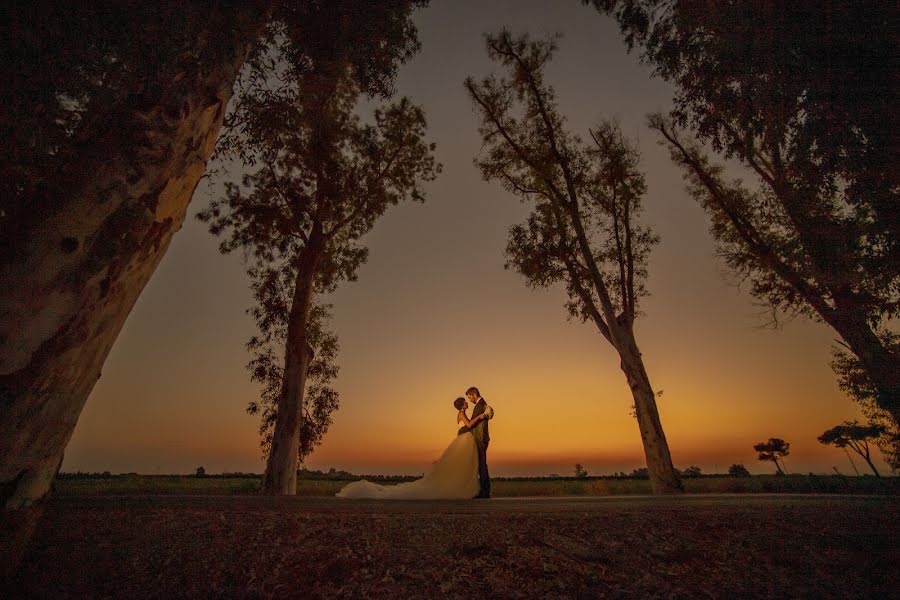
[
  {"left": 615, "top": 327, "right": 684, "bottom": 494},
  {"left": 262, "top": 246, "right": 321, "bottom": 495},
  {"left": 0, "top": 5, "right": 270, "bottom": 525}
]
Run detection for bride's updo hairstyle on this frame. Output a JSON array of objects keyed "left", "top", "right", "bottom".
[{"left": 453, "top": 397, "right": 466, "bottom": 411}]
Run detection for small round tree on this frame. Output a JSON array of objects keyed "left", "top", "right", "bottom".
[{"left": 727, "top": 463, "right": 751, "bottom": 477}]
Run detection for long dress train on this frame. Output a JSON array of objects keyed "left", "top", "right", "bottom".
[{"left": 335, "top": 428, "right": 479, "bottom": 499}]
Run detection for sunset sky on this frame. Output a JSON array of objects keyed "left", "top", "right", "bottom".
[{"left": 63, "top": 0, "right": 890, "bottom": 478}]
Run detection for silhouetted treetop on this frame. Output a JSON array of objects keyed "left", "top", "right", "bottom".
[
  {"left": 588, "top": 1, "right": 898, "bottom": 425},
  {"left": 818, "top": 420, "right": 885, "bottom": 477},
  {"left": 267, "top": 0, "right": 428, "bottom": 99},
  {"left": 589, "top": 0, "right": 897, "bottom": 243}
]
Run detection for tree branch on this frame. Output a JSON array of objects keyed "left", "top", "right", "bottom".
[
  {"left": 655, "top": 119, "right": 836, "bottom": 322},
  {"left": 491, "top": 37, "right": 621, "bottom": 331}
]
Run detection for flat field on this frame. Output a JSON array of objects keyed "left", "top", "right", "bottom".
[
  {"left": 50, "top": 473, "right": 900, "bottom": 497},
  {"left": 8, "top": 493, "right": 899, "bottom": 599}
]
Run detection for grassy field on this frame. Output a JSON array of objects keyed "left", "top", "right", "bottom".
[{"left": 52, "top": 473, "right": 899, "bottom": 497}]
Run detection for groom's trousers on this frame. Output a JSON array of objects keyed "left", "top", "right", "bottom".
[{"left": 476, "top": 441, "right": 490, "bottom": 497}]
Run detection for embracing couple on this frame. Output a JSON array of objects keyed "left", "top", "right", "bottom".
[{"left": 336, "top": 387, "right": 493, "bottom": 500}]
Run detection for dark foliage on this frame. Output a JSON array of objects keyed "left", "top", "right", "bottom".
[
  {"left": 818, "top": 420, "right": 887, "bottom": 477},
  {"left": 589, "top": 0, "right": 899, "bottom": 422},
  {"left": 727, "top": 463, "right": 751, "bottom": 477},
  {"left": 831, "top": 339, "right": 900, "bottom": 473},
  {"left": 679, "top": 466, "right": 702, "bottom": 478},
  {"left": 754, "top": 438, "right": 790, "bottom": 475},
  {"left": 0, "top": 2, "right": 264, "bottom": 260},
  {"left": 199, "top": 1, "right": 438, "bottom": 465}
]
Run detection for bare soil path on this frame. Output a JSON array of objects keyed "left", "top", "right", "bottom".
[{"left": 8, "top": 494, "right": 899, "bottom": 598}]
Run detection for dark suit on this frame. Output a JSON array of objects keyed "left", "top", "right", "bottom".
[{"left": 458, "top": 398, "right": 490, "bottom": 497}]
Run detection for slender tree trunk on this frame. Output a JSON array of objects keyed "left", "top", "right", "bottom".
[
  {"left": 0, "top": 4, "right": 270, "bottom": 521},
  {"left": 779, "top": 457, "right": 788, "bottom": 475},
  {"left": 861, "top": 455, "right": 881, "bottom": 478},
  {"left": 614, "top": 327, "right": 683, "bottom": 494},
  {"left": 857, "top": 448, "right": 881, "bottom": 478},
  {"left": 262, "top": 246, "right": 321, "bottom": 495},
  {"left": 843, "top": 446, "right": 861, "bottom": 476}
]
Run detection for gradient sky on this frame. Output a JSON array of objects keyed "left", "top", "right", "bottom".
[{"left": 63, "top": 0, "right": 890, "bottom": 477}]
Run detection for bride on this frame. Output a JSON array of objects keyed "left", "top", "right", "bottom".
[{"left": 335, "top": 397, "right": 486, "bottom": 499}]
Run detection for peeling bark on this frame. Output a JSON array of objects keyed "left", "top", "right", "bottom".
[{"left": 0, "top": 6, "right": 271, "bottom": 514}]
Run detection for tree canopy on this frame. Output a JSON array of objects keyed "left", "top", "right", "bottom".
[
  {"left": 199, "top": 0, "right": 438, "bottom": 472},
  {"left": 818, "top": 421, "right": 886, "bottom": 477},
  {"left": 589, "top": 0, "right": 899, "bottom": 425},
  {"left": 753, "top": 438, "right": 790, "bottom": 475}
]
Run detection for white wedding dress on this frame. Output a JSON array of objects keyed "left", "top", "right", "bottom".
[{"left": 335, "top": 422, "right": 479, "bottom": 500}]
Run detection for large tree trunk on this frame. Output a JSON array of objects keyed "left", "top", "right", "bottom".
[
  {"left": 262, "top": 246, "right": 321, "bottom": 495},
  {"left": 0, "top": 6, "right": 270, "bottom": 519},
  {"left": 615, "top": 327, "right": 683, "bottom": 494},
  {"left": 826, "top": 300, "right": 900, "bottom": 427}
]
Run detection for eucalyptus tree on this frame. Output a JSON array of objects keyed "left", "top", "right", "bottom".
[
  {"left": 0, "top": 1, "right": 272, "bottom": 521},
  {"left": 465, "top": 31, "right": 682, "bottom": 494},
  {"left": 0, "top": 0, "right": 429, "bottom": 570},
  {"left": 588, "top": 0, "right": 899, "bottom": 427},
  {"left": 199, "top": 10, "right": 438, "bottom": 495}
]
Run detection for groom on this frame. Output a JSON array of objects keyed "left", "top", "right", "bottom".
[{"left": 459, "top": 386, "right": 490, "bottom": 498}]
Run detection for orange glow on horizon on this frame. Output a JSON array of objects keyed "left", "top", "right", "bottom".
[{"left": 62, "top": 1, "right": 893, "bottom": 480}]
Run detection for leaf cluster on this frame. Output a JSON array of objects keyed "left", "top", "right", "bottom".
[
  {"left": 753, "top": 437, "right": 790, "bottom": 473},
  {"left": 818, "top": 421, "right": 886, "bottom": 448}
]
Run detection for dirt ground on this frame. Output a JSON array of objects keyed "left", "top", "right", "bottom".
[{"left": 8, "top": 494, "right": 899, "bottom": 599}]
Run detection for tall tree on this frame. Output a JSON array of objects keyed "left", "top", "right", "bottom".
[
  {"left": 0, "top": 1, "right": 272, "bottom": 521},
  {"left": 466, "top": 31, "right": 682, "bottom": 494},
  {"left": 199, "top": 2, "right": 438, "bottom": 495},
  {"left": 589, "top": 0, "right": 899, "bottom": 426},
  {"left": 753, "top": 438, "right": 790, "bottom": 475},
  {"left": 818, "top": 421, "right": 885, "bottom": 478},
  {"left": 0, "top": 0, "right": 429, "bottom": 568}
]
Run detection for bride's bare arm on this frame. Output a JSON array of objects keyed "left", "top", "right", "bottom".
[{"left": 457, "top": 410, "right": 484, "bottom": 428}]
